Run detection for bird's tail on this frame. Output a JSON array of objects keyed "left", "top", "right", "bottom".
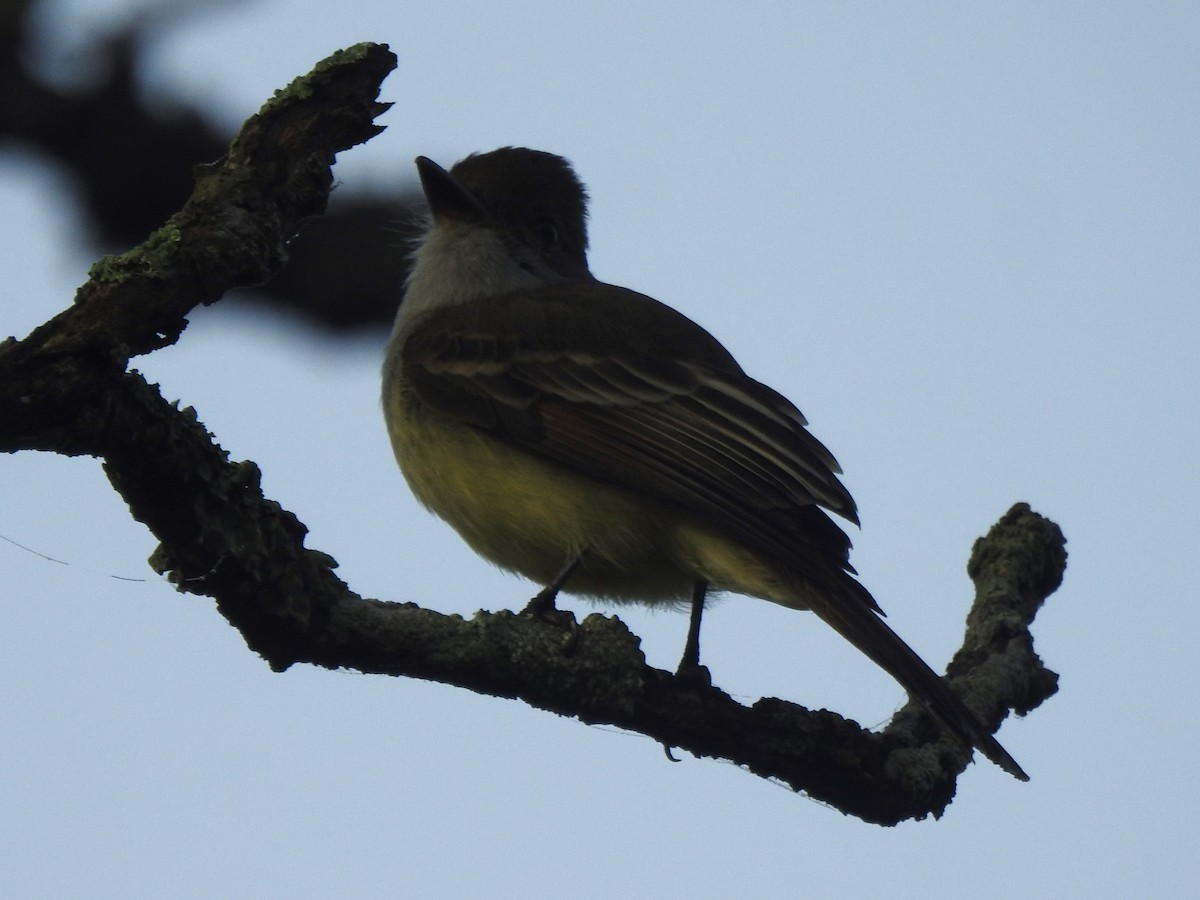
[{"left": 805, "top": 575, "right": 1028, "bottom": 781}]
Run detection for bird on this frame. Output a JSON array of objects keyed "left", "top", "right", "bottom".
[{"left": 381, "top": 146, "right": 1027, "bottom": 781}]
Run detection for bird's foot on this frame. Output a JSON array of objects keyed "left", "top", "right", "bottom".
[
  {"left": 674, "top": 659, "right": 712, "bottom": 689},
  {"left": 521, "top": 589, "right": 579, "bottom": 653}
]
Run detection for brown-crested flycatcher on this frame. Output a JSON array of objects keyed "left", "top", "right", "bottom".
[{"left": 382, "top": 147, "right": 1026, "bottom": 781}]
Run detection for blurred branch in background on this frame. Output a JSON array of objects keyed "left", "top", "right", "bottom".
[{"left": 0, "top": 0, "right": 421, "bottom": 331}]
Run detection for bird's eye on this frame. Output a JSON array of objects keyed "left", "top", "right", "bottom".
[{"left": 532, "top": 219, "right": 561, "bottom": 248}]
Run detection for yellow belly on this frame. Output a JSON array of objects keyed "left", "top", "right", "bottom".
[{"left": 383, "top": 389, "right": 798, "bottom": 609}]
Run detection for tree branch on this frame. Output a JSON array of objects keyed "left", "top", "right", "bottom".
[
  {"left": 0, "top": 44, "right": 1066, "bottom": 825},
  {"left": 1, "top": 2, "right": 419, "bottom": 331}
]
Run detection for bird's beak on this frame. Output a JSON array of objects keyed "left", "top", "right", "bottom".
[{"left": 415, "top": 156, "right": 487, "bottom": 224}]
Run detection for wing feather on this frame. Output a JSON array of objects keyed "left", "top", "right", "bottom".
[{"left": 403, "top": 302, "right": 863, "bottom": 591}]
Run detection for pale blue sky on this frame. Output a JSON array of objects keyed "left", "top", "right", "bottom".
[{"left": 3, "top": 2, "right": 1198, "bottom": 897}]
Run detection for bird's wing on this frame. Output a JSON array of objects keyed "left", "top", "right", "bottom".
[{"left": 399, "top": 284, "right": 868, "bottom": 605}]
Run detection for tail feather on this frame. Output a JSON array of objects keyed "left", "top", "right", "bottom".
[{"left": 808, "top": 576, "right": 1028, "bottom": 781}]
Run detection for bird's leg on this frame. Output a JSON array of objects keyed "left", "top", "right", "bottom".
[
  {"left": 525, "top": 553, "right": 584, "bottom": 614},
  {"left": 676, "top": 580, "right": 712, "bottom": 686},
  {"left": 522, "top": 553, "right": 585, "bottom": 645}
]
